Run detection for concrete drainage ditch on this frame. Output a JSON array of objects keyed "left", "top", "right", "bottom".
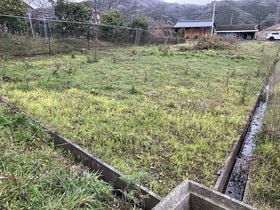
[{"left": 225, "top": 85, "right": 269, "bottom": 200}]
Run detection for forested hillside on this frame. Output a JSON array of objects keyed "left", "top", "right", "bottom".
[{"left": 117, "top": 0, "right": 279, "bottom": 29}]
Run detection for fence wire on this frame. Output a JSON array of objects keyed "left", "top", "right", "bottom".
[{"left": 0, "top": 14, "right": 185, "bottom": 56}]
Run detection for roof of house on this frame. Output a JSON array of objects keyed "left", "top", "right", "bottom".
[
  {"left": 22, "top": 0, "right": 34, "bottom": 9},
  {"left": 174, "top": 19, "right": 214, "bottom": 28},
  {"left": 22, "top": 0, "right": 53, "bottom": 9},
  {"left": 263, "top": 24, "right": 280, "bottom": 31},
  {"left": 216, "top": 24, "right": 259, "bottom": 32}
]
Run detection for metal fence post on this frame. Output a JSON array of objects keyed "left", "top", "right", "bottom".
[
  {"left": 28, "top": 13, "right": 34, "bottom": 38},
  {"left": 135, "top": 29, "right": 141, "bottom": 46},
  {"left": 47, "top": 20, "right": 51, "bottom": 55},
  {"left": 43, "top": 17, "right": 48, "bottom": 39},
  {"left": 88, "top": 23, "right": 92, "bottom": 50}
]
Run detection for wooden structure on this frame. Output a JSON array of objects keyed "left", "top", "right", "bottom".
[
  {"left": 216, "top": 24, "right": 259, "bottom": 40},
  {"left": 174, "top": 19, "right": 215, "bottom": 39}
]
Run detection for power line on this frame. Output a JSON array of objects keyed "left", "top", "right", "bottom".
[{"left": 0, "top": 13, "right": 145, "bottom": 31}]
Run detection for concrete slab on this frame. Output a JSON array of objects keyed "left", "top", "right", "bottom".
[{"left": 152, "top": 180, "right": 256, "bottom": 210}]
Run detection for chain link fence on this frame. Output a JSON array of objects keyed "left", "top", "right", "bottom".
[{"left": 0, "top": 14, "right": 186, "bottom": 56}]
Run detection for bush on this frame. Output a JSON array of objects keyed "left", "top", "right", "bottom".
[{"left": 195, "top": 36, "right": 233, "bottom": 50}]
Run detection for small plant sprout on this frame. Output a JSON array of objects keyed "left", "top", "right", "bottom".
[
  {"left": 185, "top": 63, "right": 190, "bottom": 75},
  {"left": 240, "top": 75, "right": 251, "bottom": 104},
  {"left": 128, "top": 85, "right": 138, "bottom": 94},
  {"left": 226, "top": 69, "right": 230, "bottom": 94},
  {"left": 144, "top": 70, "right": 148, "bottom": 82},
  {"left": 120, "top": 171, "right": 149, "bottom": 207},
  {"left": 87, "top": 51, "right": 98, "bottom": 63},
  {"left": 112, "top": 55, "right": 117, "bottom": 63}
]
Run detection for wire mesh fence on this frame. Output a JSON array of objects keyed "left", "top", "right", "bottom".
[{"left": 0, "top": 14, "right": 185, "bottom": 56}]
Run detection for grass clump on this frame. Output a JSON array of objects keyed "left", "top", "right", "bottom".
[
  {"left": 0, "top": 105, "right": 132, "bottom": 210},
  {"left": 87, "top": 51, "right": 98, "bottom": 63}
]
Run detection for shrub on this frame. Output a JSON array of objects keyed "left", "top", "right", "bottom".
[{"left": 195, "top": 36, "right": 233, "bottom": 50}]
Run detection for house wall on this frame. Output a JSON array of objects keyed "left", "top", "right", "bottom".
[
  {"left": 184, "top": 27, "right": 211, "bottom": 39},
  {"left": 217, "top": 32, "right": 256, "bottom": 40}
]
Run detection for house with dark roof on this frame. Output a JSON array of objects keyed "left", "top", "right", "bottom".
[
  {"left": 174, "top": 19, "right": 215, "bottom": 39},
  {"left": 216, "top": 24, "right": 259, "bottom": 40}
]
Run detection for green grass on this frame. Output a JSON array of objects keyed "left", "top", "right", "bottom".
[
  {"left": 246, "top": 63, "right": 280, "bottom": 210},
  {"left": 0, "top": 41, "right": 278, "bottom": 196},
  {"left": 0, "top": 105, "right": 135, "bottom": 209}
]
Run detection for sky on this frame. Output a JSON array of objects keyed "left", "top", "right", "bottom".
[{"left": 163, "top": 0, "right": 217, "bottom": 5}]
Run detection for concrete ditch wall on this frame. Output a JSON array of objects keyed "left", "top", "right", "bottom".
[
  {"left": 0, "top": 97, "right": 161, "bottom": 210},
  {"left": 153, "top": 180, "right": 257, "bottom": 210}
]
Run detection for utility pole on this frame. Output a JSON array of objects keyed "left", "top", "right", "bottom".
[
  {"left": 276, "top": 0, "right": 280, "bottom": 24},
  {"left": 211, "top": 1, "right": 216, "bottom": 36},
  {"left": 230, "top": 13, "right": 233, "bottom": 25}
]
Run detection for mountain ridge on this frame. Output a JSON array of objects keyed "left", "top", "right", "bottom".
[{"left": 117, "top": 0, "right": 279, "bottom": 29}]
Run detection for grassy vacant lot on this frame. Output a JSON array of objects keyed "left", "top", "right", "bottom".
[
  {"left": 0, "top": 41, "right": 278, "bottom": 196},
  {"left": 246, "top": 64, "right": 280, "bottom": 210},
  {"left": 0, "top": 105, "right": 133, "bottom": 209}
]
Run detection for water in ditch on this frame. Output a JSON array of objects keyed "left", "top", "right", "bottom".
[{"left": 225, "top": 85, "right": 270, "bottom": 201}]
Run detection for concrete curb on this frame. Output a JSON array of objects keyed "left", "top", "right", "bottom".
[
  {"left": 0, "top": 97, "right": 161, "bottom": 210},
  {"left": 243, "top": 174, "right": 252, "bottom": 204}
]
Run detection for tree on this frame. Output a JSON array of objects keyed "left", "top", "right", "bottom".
[
  {"left": 130, "top": 18, "right": 148, "bottom": 30},
  {"left": 54, "top": 0, "right": 91, "bottom": 22},
  {"left": 129, "top": 18, "right": 148, "bottom": 45},
  {"left": 0, "top": 0, "right": 26, "bottom": 33},
  {"left": 88, "top": 0, "right": 123, "bottom": 13},
  {"left": 0, "top": 0, "right": 25, "bottom": 16},
  {"left": 98, "top": 10, "right": 124, "bottom": 42},
  {"left": 53, "top": 0, "right": 91, "bottom": 37},
  {"left": 101, "top": 10, "right": 122, "bottom": 26},
  {"left": 88, "top": 0, "right": 123, "bottom": 23}
]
